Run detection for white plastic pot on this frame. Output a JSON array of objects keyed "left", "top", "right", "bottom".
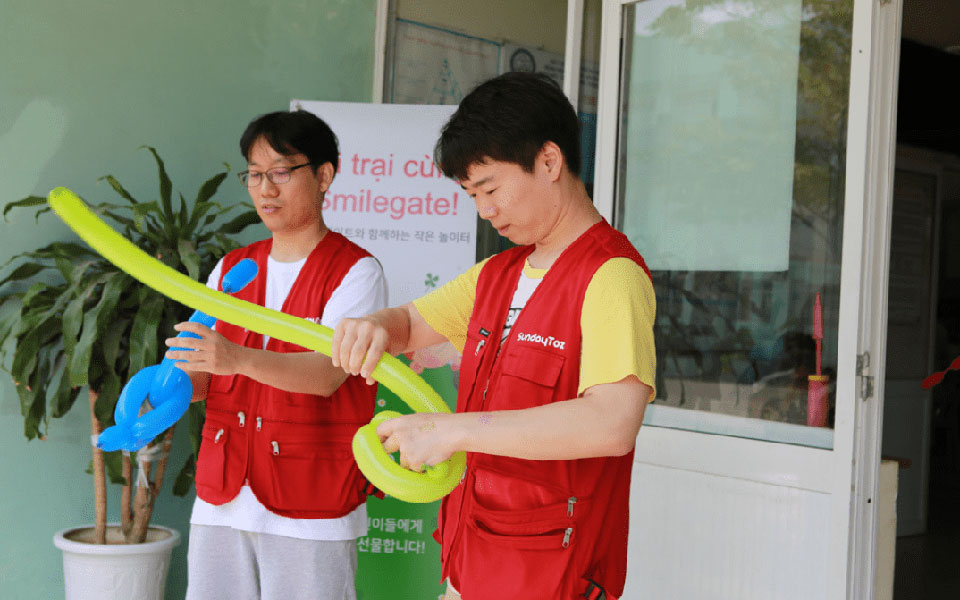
[{"left": 53, "top": 524, "right": 181, "bottom": 600}]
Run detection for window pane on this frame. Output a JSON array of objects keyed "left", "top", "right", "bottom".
[{"left": 616, "top": 0, "right": 854, "bottom": 445}]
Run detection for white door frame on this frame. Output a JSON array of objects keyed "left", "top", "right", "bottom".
[
  {"left": 844, "top": 0, "right": 903, "bottom": 595},
  {"left": 372, "top": 0, "right": 391, "bottom": 103},
  {"left": 593, "top": 0, "right": 903, "bottom": 597}
]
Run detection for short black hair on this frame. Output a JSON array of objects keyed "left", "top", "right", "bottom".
[
  {"left": 239, "top": 110, "right": 339, "bottom": 176},
  {"left": 435, "top": 72, "right": 581, "bottom": 181}
]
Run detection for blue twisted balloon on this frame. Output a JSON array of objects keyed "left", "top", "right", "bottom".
[{"left": 97, "top": 259, "right": 258, "bottom": 451}]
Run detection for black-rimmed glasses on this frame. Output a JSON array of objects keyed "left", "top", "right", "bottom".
[{"left": 238, "top": 163, "right": 312, "bottom": 187}]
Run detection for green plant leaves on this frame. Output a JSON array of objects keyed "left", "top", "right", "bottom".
[
  {"left": 62, "top": 277, "right": 97, "bottom": 386},
  {"left": 2, "top": 145, "right": 262, "bottom": 498},
  {"left": 177, "top": 239, "right": 201, "bottom": 281},
  {"left": 94, "top": 370, "right": 121, "bottom": 426},
  {"left": 172, "top": 454, "right": 196, "bottom": 497},
  {"left": 127, "top": 292, "right": 165, "bottom": 379},
  {"left": 0, "top": 307, "right": 20, "bottom": 350},
  {"left": 103, "top": 450, "right": 126, "bottom": 485},
  {"left": 185, "top": 201, "right": 218, "bottom": 238},
  {"left": 196, "top": 171, "right": 229, "bottom": 205},
  {"left": 0, "top": 263, "right": 48, "bottom": 288},
  {"left": 141, "top": 146, "right": 174, "bottom": 229},
  {"left": 2, "top": 196, "right": 45, "bottom": 221},
  {"left": 97, "top": 175, "right": 138, "bottom": 205},
  {"left": 219, "top": 210, "right": 261, "bottom": 235},
  {"left": 187, "top": 401, "right": 205, "bottom": 457},
  {"left": 50, "top": 359, "right": 82, "bottom": 419},
  {"left": 131, "top": 201, "right": 161, "bottom": 235},
  {"left": 20, "top": 356, "right": 50, "bottom": 440},
  {"left": 100, "top": 316, "right": 130, "bottom": 375},
  {"left": 68, "top": 272, "right": 128, "bottom": 390}
]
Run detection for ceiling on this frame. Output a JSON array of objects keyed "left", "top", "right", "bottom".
[{"left": 902, "top": 0, "right": 960, "bottom": 51}]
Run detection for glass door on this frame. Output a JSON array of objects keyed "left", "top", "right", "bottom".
[
  {"left": 593, "top": 0, "right": 903, "bottom": 597},
  {"left": 616, "top": 0, "right": 853, "bottom": 447}
]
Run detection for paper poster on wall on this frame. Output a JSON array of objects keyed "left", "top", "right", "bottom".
[
  {"left": 500, "top": 42, "right": 599, "bottom": 113},
  {"left": 617, "top": 0, "right": 800, "bottom": 272},
  {"left": 390, "top": 19, "right": 501, "bottom": 105},
  {"left": 292, "top": 99, "right": 473, "bottom": 600}
]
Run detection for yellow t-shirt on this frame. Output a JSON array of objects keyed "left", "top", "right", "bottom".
[{"left": 413, "top": 256, "right": 657, "bottom": 399}]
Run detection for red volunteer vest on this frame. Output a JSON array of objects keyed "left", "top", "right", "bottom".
[
  {"left": 194, "top": 234, "right": 377, "bottom": 518},
  {"left": 437, "top": 220, "right": 651, "bottom": 599}
]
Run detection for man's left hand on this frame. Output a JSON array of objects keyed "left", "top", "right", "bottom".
[
  {"left": 377, "top": 412, "right": 458, "bottom": 472},
  {"left": 164, "top": 321, "right": 246, "bottom": 376}
]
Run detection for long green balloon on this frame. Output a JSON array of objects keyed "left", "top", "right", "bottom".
[{"left": 48, "top": 187, "right": 465, "bottom": 503}]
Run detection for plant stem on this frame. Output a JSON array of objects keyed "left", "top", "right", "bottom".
[
  {"left": 128, "top": 454, "right": 153, "bottom": 544},
  {"left": 121, "top": 452, "right": 132, "bottom": 537},
  {"left": 88, "top": 391, "right": 107, "bottom": 544},
  {"left": 151, "top": 426, "right": 176, "bottom": 498},
  {"left": 127, "top": 426, "right": 175, "bottom": 543}
]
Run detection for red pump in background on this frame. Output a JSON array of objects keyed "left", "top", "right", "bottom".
[{"left": 807, "top": 293, "right": 830, "bottom": 427}]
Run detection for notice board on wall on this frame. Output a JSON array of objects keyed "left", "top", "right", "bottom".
[{"left": 389, "top": 19, "right": 501, "bottom": 105}]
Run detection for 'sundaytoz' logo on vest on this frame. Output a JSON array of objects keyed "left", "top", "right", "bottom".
[{"left": 515, "top": 332, "right": 566, "bottom": 350}]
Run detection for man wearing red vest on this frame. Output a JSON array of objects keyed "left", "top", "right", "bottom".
[
  {"left": 332, "top": 73, "right": 656, "bottom": 600},
  {"left": 166, "top": 111, "right": 387, "bottom": 600}
]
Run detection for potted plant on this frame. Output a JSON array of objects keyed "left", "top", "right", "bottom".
[{"left": 0, "top": 147, "right": 259, "bottom": 599}]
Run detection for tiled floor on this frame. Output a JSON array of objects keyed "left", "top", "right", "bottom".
[{"left": 893, "top": 483, "right": 960, "bottom": 598}]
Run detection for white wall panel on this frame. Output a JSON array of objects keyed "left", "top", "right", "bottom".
[{"left": 622, "top": 462, "right": 831, "bottom": 599}]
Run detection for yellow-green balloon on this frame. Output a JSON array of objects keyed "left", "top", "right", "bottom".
[
  {"left": 353, "top": 411, "right": 466, "bottom": 503},
  {"left": 48, "top": 186, "right": 465, "bottom": 504}
]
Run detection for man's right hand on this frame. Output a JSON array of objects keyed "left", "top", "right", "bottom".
[{"left": 331, "top": 316, "right": 391, "bottom": 385}]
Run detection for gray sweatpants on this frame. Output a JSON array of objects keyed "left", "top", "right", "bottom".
[{"left": 185, "top": 524, "right": 358, "bottom": 600}]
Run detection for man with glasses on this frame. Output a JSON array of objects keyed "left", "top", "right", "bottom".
[{"left": 166, "top": 110, "right": 387, "bottom": 600}]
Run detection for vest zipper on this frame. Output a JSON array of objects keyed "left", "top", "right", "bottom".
[
  {"left": 214, "top": 428, "right": 224, "bottom": 443},
  {"left": 237, "top": 411, "right": 246, "bottom": 428},
  {"left": 568, "top": 496, "right": 577, "bottom": 517},
  {"left": 256, "top": 416, "right": 262, "bottom": 431},
  {"left": 562, "top": 527, "right": 573, "bottom": 548},
  {"left": 272, "top": 441, "right": 280, "bottom": 455}
]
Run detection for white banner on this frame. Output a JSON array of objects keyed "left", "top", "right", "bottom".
[
  {"left": 291, "top": 100, "right": 477, "bottom": 306},
  {"left": 290, "top": 100, "right": 471, "bottom": 600}
]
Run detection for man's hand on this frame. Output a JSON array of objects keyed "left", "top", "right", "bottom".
[
  {"left": 331, "top": 316, "right": 391, "bottom": 385},
  {"left": 164, "top": 321, "right": 245, "bottom": 376},
  {"left": 407, "top": 342, "right": 462, "bottom": 374},
  {"left": 331, "top": 304, "right": 447, "bottom": 384},
  {"left": 377, "top": 412, "right": 459, "bottom": 472}
]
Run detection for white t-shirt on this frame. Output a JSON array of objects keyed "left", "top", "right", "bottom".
[
  {"left": 190, "top": 252, "right": 388, "bottom": 540},
  {"left": 501, "top": 260, "right": 544, "bottom": 344}
]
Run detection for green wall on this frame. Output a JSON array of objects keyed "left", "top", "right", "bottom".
[{"left": 0, "top": 2, "right": 377, "bottom": 598}]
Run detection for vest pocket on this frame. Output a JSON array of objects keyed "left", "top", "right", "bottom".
[
  {"left": 207, "top": 373, "right": 237, "bottom": 394},
  {"left": 260, "top": 437, "right": 360, "bottom": 513},
  {"left": 460, "top": 505, "right": 580, "bottom": 598},
  {"left": 457, "top": 331, "right": 487, "bottom": 402},
  {"left": 456, "top": 470, "right": 591, "bottom": 598},
  {"left": 196, "top": 426, "right": 227, "bottom": 490},
  {"left": 472, "top": 462, "right": 568, "bottom": 511},
  {"left": 489, "top": 345, "right": 565, "bottom": 410}
]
